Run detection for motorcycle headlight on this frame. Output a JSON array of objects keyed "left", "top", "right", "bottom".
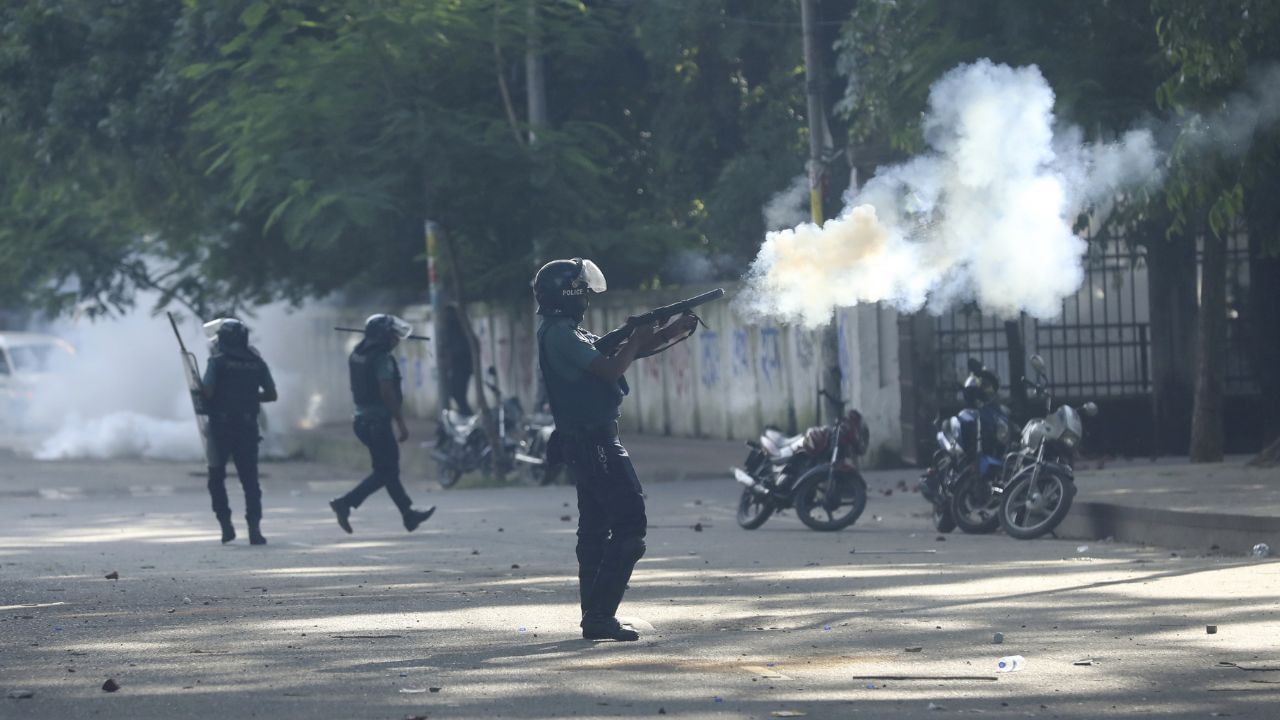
[{"left": 1060, "top": 430, "right": 1079, "bottom": 448}]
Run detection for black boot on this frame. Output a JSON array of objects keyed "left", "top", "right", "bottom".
[
  {"left": 218, "top": 514, "right": 236, "bottom": 544},
  {"left": 329, "top": 499, "right": 353, "bottom": 534},
  {"left": 247, "top": 518, "right": 267, "bottom": 546},
  {"left": 581, "top": 615, "right": 639, "bottom": 641},
  {"left": 403, "top": 506, "right": 436, "bottom": 532}
]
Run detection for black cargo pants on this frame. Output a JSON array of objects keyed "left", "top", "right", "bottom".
[
  {"left": 561, "top": 422, "right": 648, "bottom": 622},
  {"left": 207, "top": 415, "right": 262, "bottom": 522}
]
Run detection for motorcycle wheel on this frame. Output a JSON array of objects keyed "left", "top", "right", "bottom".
[
  {"left": 437, "top": 451, "right": 464, "bottom": 488},
  {"left": 522, "top": 461, "right": 564, "bottom": 487},
  {"left": 793, "top": 465, "right": 868, "bottom": 532},
  {"left": 737, "top": 487, "right": 774, "bottom": 530},
  {"left": 950, "top": 473, "right": 1001, "bottom": 534},
  {"left": 933, "top": 500, "right": 957, "bottom": 533},
  {"left": 999, "top": 465, "right": 1076, "bottom": 540}
]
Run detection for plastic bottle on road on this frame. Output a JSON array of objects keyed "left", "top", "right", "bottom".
[
  {"left": 1252, "top": 543, "right": 1271, "bottom": 558},
  {"left": 996, "top": 655, "right": 1025, "bottom": 672}
]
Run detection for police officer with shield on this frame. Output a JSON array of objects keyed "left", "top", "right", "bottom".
[
  {"left": 534, "top": 258, "right": 697, "bottom": 641},
  {"left": 329, "top": 314, "right": 436, "bottom": 534},
  {"left": 201, "top": 318, "right": 277, "bottom": 545}
]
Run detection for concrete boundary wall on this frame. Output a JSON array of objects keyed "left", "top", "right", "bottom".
[{"left": 288, "top": 287, "right": 903, "bottom": 462}]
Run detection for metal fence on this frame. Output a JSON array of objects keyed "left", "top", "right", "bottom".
[{"left": 932, "top": 230, "right": 1256, "bottom": 407}]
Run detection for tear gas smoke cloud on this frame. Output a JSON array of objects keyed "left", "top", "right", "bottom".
[
  {"left": 742, "top": 60, "right": 1164, "bottom": 328},
  {"left": 763, "top": 174, "right": 812, "bottom": 231},
  {"left": 21, "top": 297, "right": 332, "bottom": 461}
]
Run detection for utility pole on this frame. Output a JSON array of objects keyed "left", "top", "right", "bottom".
[
  {"left": 426, "top": 221, "right": 451, "bottom": 413},
  {"left": 801, "top": 0, "right": 845, "bottom": 421},
  {"left": 525, "top": 0, "right": 548, "bottom": 145}
]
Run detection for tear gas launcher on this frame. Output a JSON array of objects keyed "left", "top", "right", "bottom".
[{"left": 593, "top": 288, "right": 725, "bottom": 357}]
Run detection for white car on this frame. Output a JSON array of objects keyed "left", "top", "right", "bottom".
[{"left": 0, "top": 332, "right": 75, "bottom": 427}]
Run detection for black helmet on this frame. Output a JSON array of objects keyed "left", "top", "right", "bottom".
[
  {"left": 532, "top": 258, "right": 607, "bottom": 320},
  {"left": 363, "top": 314, "right": 413, "bottom": 345},
  {"left": 961, "top": 358, "right": 1000, "bottom": 406},
  {"left": 203, "top": 318, "right": 249, "bottom": 350}
]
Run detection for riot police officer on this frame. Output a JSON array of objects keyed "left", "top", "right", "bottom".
[
  {"left": 201, "top": 318, "right": 277, "bottom": 545},
  {"left": 329, "top": 314, "right": 436, "bottom": 534},
  {"left": 534, "top": 258, "right": 697, "bottom": 641}
]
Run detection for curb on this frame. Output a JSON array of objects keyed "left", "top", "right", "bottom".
[{"left": 1058, "top": 500, "right": 1279, "bottom": 555}]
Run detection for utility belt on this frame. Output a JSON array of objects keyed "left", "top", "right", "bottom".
[
  {"left": 208, "top": 411, "right": 258, "bottom": 424},
  {"left": 547, "top": 421, "right": 618, "bottom": 467}
]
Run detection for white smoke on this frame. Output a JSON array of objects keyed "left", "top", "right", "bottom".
[
  {"left": 1187, "top": 63, "right": 1280, "bottom": 156},
  {"left": 763, "top": 174, "right": 812, "bottom": 231},
  {"left": 15, "top": 296, "right": 334, "bottom": 461},
  {"left": 742, "top": 60, "right": 1163, "bottom": 327}
]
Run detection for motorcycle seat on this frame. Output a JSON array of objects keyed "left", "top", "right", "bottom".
[
  {"left": 760, "top": 428, "right": 805, "bottom": 459},
  {"left": 443, "top": 409, "right": 479, "bottom": 431}
]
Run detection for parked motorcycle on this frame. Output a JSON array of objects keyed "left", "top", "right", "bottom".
[
  {"left": 920, "top": 358, "right": 1013, "bottom": 534},
  {"left": 512, "top": 403, "right": 564, "bottom": 486},
  {"left": 434, "top": 367, "right": 564, "bottom": 487},
  {"left": 995, "top": 354, "right": 1098, "bottom": 540},
  {"left": 732, "top": 389, "right": 870, "bottom": 532}
]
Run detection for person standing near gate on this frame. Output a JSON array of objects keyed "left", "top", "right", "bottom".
[
  {"left": 329, "top": 314, "right": 436, "bottom": 534},
  {"left": 533, "top": 258, "right": 697, "bottom": 641},
  {"left": 202, "top": 318, "right": 276, "bottom": 545}
]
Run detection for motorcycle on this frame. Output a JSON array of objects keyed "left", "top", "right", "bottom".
[
  {"left": 995, "top": 354, "right": 1098, "bottom": 540},
  {"left": 511, "top": 403, "right": 565, "bottom": 486},
  {"left": 434, "top": 367, "right": 564, "bottom": 487},
  {"left": 920, "top": 358, "right": 1013, "bottom": 534},
  {"left": 732, "top": 389, "right": 870, "bottom": 532}
]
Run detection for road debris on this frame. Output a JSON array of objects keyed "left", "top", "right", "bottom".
[
  {"left": 996, "top": 655, "right": 1025, "bottom": 672},
  {"left": 693, "top": 522, "right": 704, "bottom": 532},
  {"left": 6, "top": 690, "right": 35, "bottom": 699},
  {"left": 560, "top": 515, "right": 572, "bottom": 522},
  {"left": 851, "top": 675, "right": 997, "bottom": 682},
  {"left": 1076, "top": 545, "right": 1090, "bottom": 553},
  {"left": 928, "top": 702, "right": 947, "bottom": 711},
  {"left": 1073, "top": 659, "right": 1095, "bottom": 666},
  {"left": 993, "top": 632, "right": 1004, "bottom": 644},
  {"left": 398, "top": 688, "right": 428, "bottom": 694},
  {"left": 1206, "top": 625, "right": 1218, "bottom": 635},
  {"left": 104, "top": 571, "right": 119, "bottom": 580},
  {"left": 1252, "top": 543, "right": 1271, "bottom": 558},
  {"left": 771, "top": 712, "right": 806, "bottom": 718},
  {"left": 102, "top": 679, "right": 120, "bottom": 692},
  {"left": 905, "top": 647, "right": 924, "bottom": 653}
]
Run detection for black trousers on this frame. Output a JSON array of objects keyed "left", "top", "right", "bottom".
[
  {"left": 564, "top": 422, "right": 648, "bottom": 621},
  {"left": 207, "top": 417, "right": 262, "bottom": 521},
  {"left": 340, "top": 416, "right": 413, "bottom": 514}
]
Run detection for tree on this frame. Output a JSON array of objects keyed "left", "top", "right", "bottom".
[{"left": 1154, "top": 0, "right": 1280, "bottom": 462}]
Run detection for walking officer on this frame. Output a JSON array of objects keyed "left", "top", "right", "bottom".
[
  {"left": 329, "top": 314, "right": 436, "bottom": 534},
  {"left": 201, "top": 318, "right": 277, "bottom": 545},
  {"left": 533, "top": 258, "right": 697, "bottom": 641}
]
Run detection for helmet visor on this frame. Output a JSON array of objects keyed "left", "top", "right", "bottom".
[
  {"left": 202, "top": 318, "right": 231, "bottom": 339},
  {"left": 580, "top": 259, "right": 607, "bottom": 293},
  {"left": 387, "top": 315, "right": 414, "bottom": 340}
]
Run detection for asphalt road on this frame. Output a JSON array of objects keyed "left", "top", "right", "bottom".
[{"left": 1, "top": 457, "right": 1278, "bottom": 719}]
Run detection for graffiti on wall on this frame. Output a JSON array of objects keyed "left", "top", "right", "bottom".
[
  {"left": 700, "top": 331, "right": 720, "bottom": 388},
  {"left": 760, "top": 327, "right": 782, "bottom": 388}
]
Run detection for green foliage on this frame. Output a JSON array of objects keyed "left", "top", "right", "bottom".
[
  {"left": 1154, "top": 0, "right": 1280, "bottom": 245},
  {"left": 835, "top": 0, "right": 1163, "bottom": 157}
]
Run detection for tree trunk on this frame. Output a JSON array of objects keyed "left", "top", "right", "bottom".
[
  {"left": 1249, "top": 435, "right": 1280, "bottom": 467},
  {"left": 1246, "top": 177, "right": 1280, "bottom": 444},
  {"left": 1190, "top": 235, "right": 1227, "bottom": 462},
  {"left": 1147, "top": 236, "right": 1198, "bottom": 457},
  {"left": 440, "top": 229, "right": 506, "bottom": 481}
]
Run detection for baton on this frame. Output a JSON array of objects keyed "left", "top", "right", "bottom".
[{"left": 334, "top": 327, "right": 431, "bottom": 341}]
